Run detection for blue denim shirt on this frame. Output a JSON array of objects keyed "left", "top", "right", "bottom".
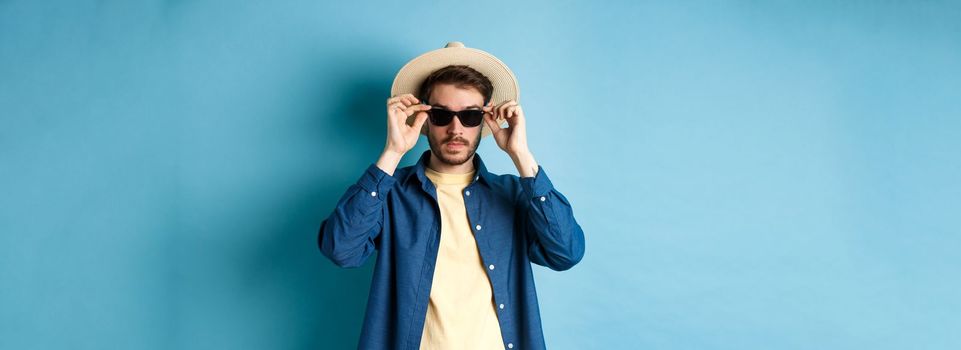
[{"left": 318, "top": 150, "right": 586, "bottom": 350}]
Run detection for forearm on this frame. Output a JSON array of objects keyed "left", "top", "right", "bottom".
[{"left": 510, "top": 149, "right": 539, "bottom": 178}]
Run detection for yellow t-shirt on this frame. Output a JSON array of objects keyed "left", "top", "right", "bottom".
[{"left": 420, "top": 166, "right": 504, "bottom": 350}]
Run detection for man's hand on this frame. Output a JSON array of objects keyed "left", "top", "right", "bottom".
[
  {"left": 385, "top": 94, "right": 430, "bottom": 155},
  {"left": 483, "top": 100, "right": 539, "bottom": 177},
  {"left": 377, "top": 94, "right": 430, "bottom": 175}
]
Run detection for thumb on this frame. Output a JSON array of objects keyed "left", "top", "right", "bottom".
[
  {"left": 484, "top": 112, "right": 502, "bottom": 133},
  {"left": 411, "top": 111, "right": 429, "bottom": 132}
]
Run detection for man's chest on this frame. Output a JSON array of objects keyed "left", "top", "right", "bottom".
[{"left": 386, "top": 186, "right": 521, "bottom": 258}]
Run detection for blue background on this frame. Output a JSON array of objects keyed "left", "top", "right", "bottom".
[{"left": 2, "top": 1, "right": 959, "bottom": 349}]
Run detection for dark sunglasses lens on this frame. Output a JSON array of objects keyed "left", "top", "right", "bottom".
[
  {"left": 429, "top": 109, "right": 454, "bottom": 126},
  {"left": 458, "top": 110, "right": 484, "bottom": 127}
]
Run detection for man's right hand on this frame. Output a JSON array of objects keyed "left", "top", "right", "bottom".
[{"left": 377, "top": 94, "right": 431, "bottom": 175}]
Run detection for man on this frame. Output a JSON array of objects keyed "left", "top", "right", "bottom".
[{"left": 318, "top": 42, "right": 585, "bottom": 350}]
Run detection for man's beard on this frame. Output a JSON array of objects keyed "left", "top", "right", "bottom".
[{"left": 428, "top": 131, "right": 481, "bottom": 166}]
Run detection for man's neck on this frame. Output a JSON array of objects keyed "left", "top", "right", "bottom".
[{"left": 428, "top": 154, "right": 476, "bottom": 174}]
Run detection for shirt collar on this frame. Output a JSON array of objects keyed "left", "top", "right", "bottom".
[{"left": 405, "top": 149, "right": 493, "bottom": 187}]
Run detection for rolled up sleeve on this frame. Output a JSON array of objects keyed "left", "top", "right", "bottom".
[
  {"left": 318, "top": 163, "right": 396, "bottom": 268},
  {"left": 519, "top": 165, "right": 586, "bottom": 271}
]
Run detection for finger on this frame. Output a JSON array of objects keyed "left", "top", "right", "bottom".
[
  {"left": 387, "top": 94, "right": 417, "bottom": 106},
  {"left": 506, "top": 101, "right": 521, "bottom": 119},
  {"left": 389, "top": 105, "right": 410, "bottom": 126},
  {"left": 497, "top": 100, "right": 516, "bottom": 114},
  {"left": 388, "top": 94, "right": 411, "bottom": 104},
  {"left": 401, "top": 103, "right": 432, "bottom": 117},
  {"left": 482, "top": 100, "right": 494, "bottom": 112},
  {"left": 399, "top": 93, "right": 418, "bottom": 103},
  {"left": 497, "top": 101, "right": 514, "bottom": 120},
  {"left": 388, "top": 102, "right": 406, "bottom": 114},
  {"left": 402, "top": 105, "right": 425, "bottom": 118},
  {"left": 393, "top": 101, "right": 424, "bottom": 112},
  {"left": 484, "top": 112, "right": 503, "bottom": 132},
  {"left": 494, "top": 100, "right": 507, "bottom": 113},
  {"left": 401, "top": 94, "right": 418, "bottom": 107}
]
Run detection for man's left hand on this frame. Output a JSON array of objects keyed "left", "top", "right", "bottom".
[{"left": 484, "top": 100, "right": 539, "bottom": 177}]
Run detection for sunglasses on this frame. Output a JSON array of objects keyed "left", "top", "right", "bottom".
[{"left": 427, "top": 107, "right": 485, "bottom": 127}]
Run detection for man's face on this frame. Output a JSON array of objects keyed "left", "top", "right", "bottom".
[{"left": 426, "top": 83, "right": 484, "bottom": 167}]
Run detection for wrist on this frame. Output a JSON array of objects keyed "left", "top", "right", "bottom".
[
  {"left": 507, "top": 146, "right": 531, "bottom": 160},
  {"left": 376, "top": 149, "right": 404, "bottom": 176},
  {"left": 509, "top": 150, "right": 538, "bottom": 177},
  {"left": 382, "top": 146, "right": 405, "bottom": 159}
]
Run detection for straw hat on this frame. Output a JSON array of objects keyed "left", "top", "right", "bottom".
[{"left": 390, "top": 41, "right": 520, "bottom": 138}]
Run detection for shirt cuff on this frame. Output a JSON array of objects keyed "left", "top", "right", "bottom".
[
  {"left": 519, "top": 165, "right": 554, "bottom": 199},
  {"left": 357, "top": 163, "right": 397, "bottom": 199}
]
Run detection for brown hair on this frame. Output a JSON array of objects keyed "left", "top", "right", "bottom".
[{"left": 417, "top": 65, "right": 493, "bottom": 105}]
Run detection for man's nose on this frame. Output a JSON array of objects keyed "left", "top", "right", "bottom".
[{"left": 446, "top": 116, "right": 465, "bottom": 135}]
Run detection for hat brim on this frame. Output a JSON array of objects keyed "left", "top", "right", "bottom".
[{"left": 390, "top": 43, "right": 519, "bottom": 138}]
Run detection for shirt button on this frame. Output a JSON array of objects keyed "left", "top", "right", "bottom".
[
  {"left": 499, "top": 303, "right": 505, "bottom": 309},
  {"left": 507, "top": 343, "right": 514, "bottom": 349},
  {"left": 540, "top": 196, "right": 546, "bottom": 202},
  {"left": 475, "top": 224, "right": 482, "bottom": 231},
  {"left": 489, "top": 264, "right": 495, "bottom": 270},
  {"left": 371, "top": 191, "right": 377, "bottom": 197},
  {"left": 465, "top": 190, "right": 471, "bottom": 196}
]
